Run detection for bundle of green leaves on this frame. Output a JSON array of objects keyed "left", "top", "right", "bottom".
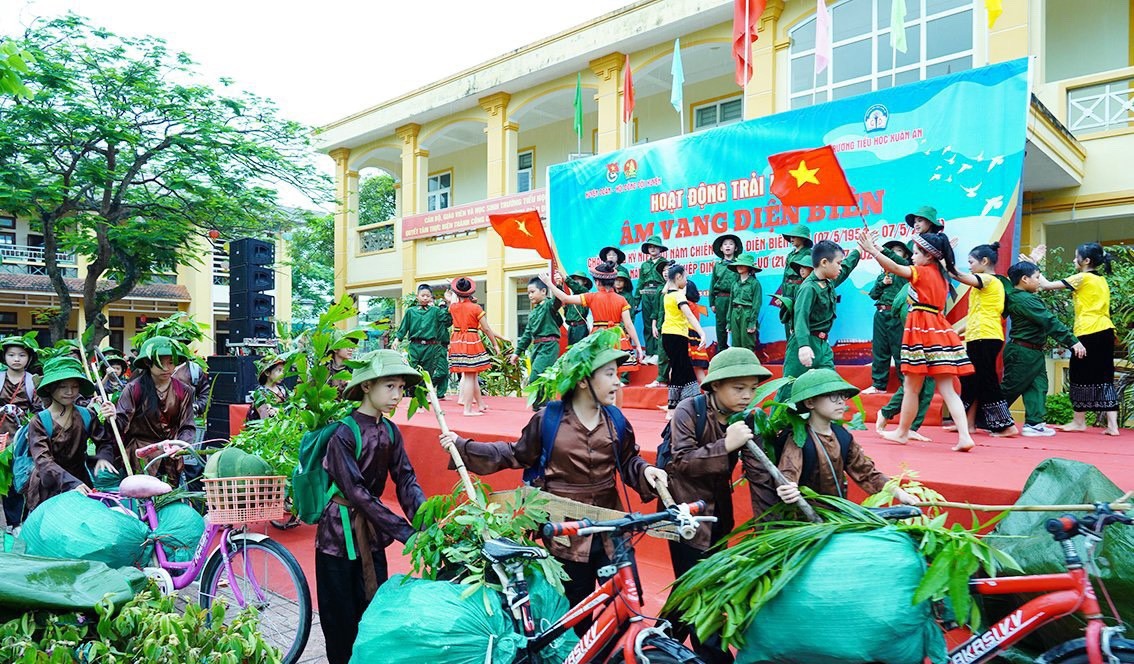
[
  {"left": 131, "top": 313, "right": 209, "bottom": 348},
  {"left": 664, "top": 492, "right": 1019, "bottom": 650},
  {"left": 523, "top": 327, "right": 622, "bottom": 407},
  {"left": 0, "top": 587, "right": 279, "bottom": 663},
  {"left": 406, "top": 481, "right": 568, "bottom": 602}
]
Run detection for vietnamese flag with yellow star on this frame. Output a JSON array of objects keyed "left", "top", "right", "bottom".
[
  {"left": 488, "top": 209, "right": 554, "bottom": 259},
  {"left": 767, "top": 145, "right": 857, "bottom": 208}
]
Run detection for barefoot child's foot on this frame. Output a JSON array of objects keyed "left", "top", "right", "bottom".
[
  {"left": 875, "top": 412, "right": 890, "bottom": 434},
  {"left": 462, "top": 410, "right": 483, "bottom": 417},
  {"left": 942, "top": 424, "right": 958, "bottom": 432},
  {"left": 952, "top": 436, "right": 975, "bottom": 452},
  {"left": 862, "top": 386, "right": 881, "bottom": 395},
  {"left": 990, "top": 425, "right": 1019, "bottom": 438},
  {"left": 880, "top": 429, "right": 910, "bottom": 444},
  {"left": 1104, "top": 428, "right": 1120, "bottom": 436},
  {"left": 1058, "top": 423, "right": 1087, "bottom": 432},
  {"left": 909, "top": 431, "right": 932, "bottom": 442}
]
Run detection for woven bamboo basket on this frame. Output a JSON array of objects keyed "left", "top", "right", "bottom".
[
  {"left": 203, "top": 475, "right": 288, "bottom": 525},
  {"left": 488, "top": 486, "right": 677, "bottom": 541}
]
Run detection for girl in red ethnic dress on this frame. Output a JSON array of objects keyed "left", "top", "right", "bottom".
[
  {"left": 859, "top": 231, "right": 976, "bottom": 452},
  {"left": 446, "top": 277, "right": 500, "bottom": 417},
  {"left": 542, "top": 262, "right": 644, "bottom": 369}
]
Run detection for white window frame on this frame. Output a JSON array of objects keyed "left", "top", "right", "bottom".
[
  {"left": 788, "top": 0, "right": 976, "bottom": 109},
  {"left": 517, "top": 149, "right": 534, "bottom": 193},
  {"left": 427, "top": 171, "right": 452, "bottom": 212},
  {"left": 692, "top": 96, "right": 744, "bottom": 131}
]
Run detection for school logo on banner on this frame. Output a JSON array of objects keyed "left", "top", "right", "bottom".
[{"left": 864, "top": 104, "right": 889, "bottom": 132}]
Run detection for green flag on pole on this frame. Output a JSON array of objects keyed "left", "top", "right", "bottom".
[
  {"left": 573, "top": 73, "right": 583, "bottom": 139},
  {"left": 890, "top": 0, "right": 907, "bottom": 53}
]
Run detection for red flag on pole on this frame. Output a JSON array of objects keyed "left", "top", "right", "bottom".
[
  {"left": 767, "top": 146, "right": 858, "bottom": 208},
  {"left": 488, "top": 210, "right": 554, "bottom": 260},
  {"left": 622, "top": 54, "right": 635, "bottom": 123},
  {"left": 732, "top": 0, "right": 767, "bottom": 87}
]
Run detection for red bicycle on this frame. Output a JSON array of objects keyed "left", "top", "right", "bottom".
[
  {"left": 485, "top": 500, "right": 715, "bottom": 664},
  {"left": 936, "top": 503, "right": 1133, "bottom": 664}
]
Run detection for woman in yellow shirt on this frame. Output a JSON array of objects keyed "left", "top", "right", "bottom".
[
  {"left": 951, "top": 242, "right": 1018, "bottom": 437},
  {"left": 1029, "top": 242, "right": 1119, "bottom": 436},
  {"left": 658, "top": 262, "right": 707, "bottom": 417}
]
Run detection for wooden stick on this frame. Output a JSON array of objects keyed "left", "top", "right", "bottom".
[
  {"left": 424, "top": 377, "right": 480, "bottom": 505},
  {"left": 914, "top": 500, "right": 1133, "bottom": 513},
  {"left": 78, "top": 343, "right": 134, "bottom": 477},
  {"left": 744, "top": 439, "right": 822, "bottom": 523},
  {"left": 655, "top": 483, "right": 676, "bottom": 508}
]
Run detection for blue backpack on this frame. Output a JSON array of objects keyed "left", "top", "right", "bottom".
[
  {"left": 13, "top": 408, "right": 94, "bottom": 493},
  {"left": 525, "top": 400, "right": 629, "bottom": 484}
]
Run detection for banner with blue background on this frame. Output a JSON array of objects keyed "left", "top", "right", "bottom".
[{"left": 547, "top": 58, "right": 1030, "bottom": 363}]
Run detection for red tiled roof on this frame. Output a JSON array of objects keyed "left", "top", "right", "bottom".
[{"left": 0, "top": 274, "right": 191, "bottom": 301}]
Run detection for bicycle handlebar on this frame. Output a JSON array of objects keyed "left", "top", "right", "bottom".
[
  {"left": 541, "top": 501, "right": 710, "bottom": 539},
  {"left": 1045, "top": 505, "right": 1133, "bottom": 541}
]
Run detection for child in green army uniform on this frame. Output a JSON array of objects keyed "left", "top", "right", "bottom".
[
  {"left": 709, "top": 234, "right": 742, "bottom": 350},
  {"left": 865, "top": 240, "right": 912, "bottom": 394},
  {"left": 613, "top": 266, "right": 637, "bottom": 317},
  {"left": 727, "top": 254, "right": 762, "bottom": 352},
  {"left": 1002, "top": 261, "right": 1085, "bottom": 437},
  {"left": 776, "top": 225, "right": 814, "bottom": 339},
  {"left": 781, "top": 240, "right": 861, "bottom": 399},
  {"left": 511, "top": 277, "right": 563, "bottom": 399},
  {"left": 395, "top": 284, "right": 452, "bottom": 398},
  {"left": 774, "top": 250, "right": 813, "bottom": 337},
  {"left": 598, "top": 245, "right": 626, "bottom": 267},
  {"left": 563, "top": 272, "right": 593, "bottom": 346},
  {"left": 636, "top": 235, "right": 668, "bottom": 364}
]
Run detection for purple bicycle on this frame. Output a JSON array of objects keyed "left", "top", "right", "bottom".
[{"left": 88, "top": 439, "right": 312, "bottom": 663}]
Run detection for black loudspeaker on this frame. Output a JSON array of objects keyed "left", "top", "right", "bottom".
[
  {"left": 230, "top": 264, "right": 275, "bottom": 293},
  {"left": 206, "top": 355, "right": 258, "bottom": 404},
  {"left": 230, "top": 238, "right": 274, "bottom": 266},
  {"left": 229, "top": 319, "right": 274, "bottom": 342},
  {"left": 230, "top": 293, "right": 274, "bottom": 319}
]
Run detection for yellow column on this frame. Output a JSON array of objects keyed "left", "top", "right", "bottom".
[
  {"left": 274, "top": 234, "right": 292, "bottom": 327},
  {"left": 743, "top": 0, "right": 785, "bottom": 119},
  {"left": 480, "top": 92, "right": 512, "bottom": 332},
  {"left": 589, "top": 54, "right": 624, "bottom": 154},
  {"left": 175, "top": 234, "right": 216, "bottom": 355},
  {"left": 987, "top": 0, "right": 1028, "bottom": 63},
  {"left": 330, "top": 147, "right": 351, "bottom": 301},
  {"left": 396, "top": 123, "right": 424, "bottom": 299}
]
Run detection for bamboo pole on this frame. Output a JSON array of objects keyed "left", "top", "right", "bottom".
[
  {"left": 78, "top": 344, "right": 133, "bottom": 476},
  {"left": 744, "top": 439, "right": 822, "bottom": 523},
  {"left": 425, "top": 376, "right": 480, "bottom": 505},
  {"left": 655, "top": 482, "right": 676, "bottom": 508},
  {"left": 915, "top": 496, "right": 1133, "bottom": 513}
]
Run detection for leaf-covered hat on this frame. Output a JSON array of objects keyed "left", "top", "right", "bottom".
[
  {"left": 37, "top": 357, "right": 95, "bottom": 399},
  {"left": 905, "top": 205, "right": 944, "bottom": 230},
  {"left": 727, "top": 253, "right": 762, "bottom": 273},
  {"left": 712, "top": 234, "right": 743, "bottom": 260},
  {"left": 701, "top": 347, "right": 772, "bottom": 391},
  {"left": 342, "top": 349, "right": 422, "bottom": 401},
  {"left": 525, "top": 327, "right": 627, "bottom": 406},
  {"left": 789, "top": 368, "right": 859, "bottom": 409},
  {"left": 0, "top": 333, "right": 39, "bottom": 363},
  {"left": 132, "top": 312, "right": 208, "bottom": 347},
  {"left": 778, "top": 224, "right": 814, "bottom": 247},
  {"left": 133, "top": 336, "right": 190, "bottom": 370},
  {"left": 100, "top": 348, "right": 129, "bottom": 369},
  {"left": 598, "top": 246, "right": 626, "bottom": 265},
  {"left": 256, "top": 354, "right": 285, "bottom": 385},
  {"left": 567, "top": 271, "right": 594, "bottom": 293},
  {"left": 640, "top": 235, "right": 668, "bottom": 253}
]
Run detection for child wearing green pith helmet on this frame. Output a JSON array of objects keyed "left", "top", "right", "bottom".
[
  {"left": 22, "top": 357, "right": 116, "bottom": 514},
  {"left": 636, "top": 235, "right": 668, "bottom": 364},
  {"left": 249, "top": 354, "right": 289, "bottom": 420},
  {"left": 1, "top": 334, "right": 45, "bottom": 527},
  {"left": 511, "top": 276, "right": 562, "bottom": 406},
  {"left": 564, "top": 271, "right": 594, "bottom": 346},
  {"left": 776, "top": 225, "right": 814, "bottom": 339},
  {"left": 664, "top": 347, "right": 772, "bottom": 663},
  {"left": 726, "top": 253, "right": 762, "bottom": 352},
  {"left": 709, "top": 234, "right": 742, "bottom": 350},
  {"left": 316, "top": 350, "right": 425, "bottom": 664},
  {"left": 746, "top": 368, "right": 916, "bottom": 518},
  {"left": 865, "top": 239, "right": 913, "bottom": 394}
]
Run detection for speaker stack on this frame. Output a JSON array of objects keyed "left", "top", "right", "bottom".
[
  {"left": 228, "top": 238, "right": 276, "bottom": 343},
  {"left": 205, "top": 354, "right": 258, "bottom": 440}
]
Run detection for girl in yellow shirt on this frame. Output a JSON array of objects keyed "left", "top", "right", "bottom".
[
  {"left": 950, "top": 242, "right": 1018, "bottom": 437},
  {"left": 1028, "top": 242, "right": 1119, "bottom": 436},
  {"left": 658, "top": 262, "right": 707, "bottom": 417}
]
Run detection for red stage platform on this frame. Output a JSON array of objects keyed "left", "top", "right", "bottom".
[{"left": 271, "top": 395, "right": 1132, "bottom": 616}]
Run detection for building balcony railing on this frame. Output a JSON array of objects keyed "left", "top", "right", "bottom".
[
  {"left": 0, "top": 243, "right": 76, "bottom": 265},
  {"left": 1065, "top": 66, "right": 1134, "bottom": 136}
]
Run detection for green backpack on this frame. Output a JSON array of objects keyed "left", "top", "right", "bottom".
[{"left": 290, "top": 416, "right": 394, "bottom": 536}]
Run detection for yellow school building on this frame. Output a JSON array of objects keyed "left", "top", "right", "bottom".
[{"left": 317, "top": 0, "right": 1133, "bottom": 352}]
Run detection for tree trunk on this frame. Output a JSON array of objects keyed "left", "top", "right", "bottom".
[{"left": 40, "top": 215, "right": 73, "bottom": 345}]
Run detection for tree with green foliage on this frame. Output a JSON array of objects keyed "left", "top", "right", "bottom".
[
  {"left": 0, "top": 38, "right": 34, "bottom": 98},
  {"left": 0, "top": 15, "right": 330, "bottom": 345},
  {"left": 358, "top": 173, "right": 396, "bottom": 226}
]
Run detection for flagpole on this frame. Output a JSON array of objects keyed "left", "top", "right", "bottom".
[{"left": 743, "top": 0, "right": 751, "bottom": 118}]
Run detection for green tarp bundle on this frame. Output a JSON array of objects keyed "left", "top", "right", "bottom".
[
  {"left": 351, "top": 572, "right": 578, "bottom": 664},
  {"left": 18, "top": 491, "right": 153, "bottom": 569},
  {"left": 0, "top": 552, "right": 147, "bottom": 615},
  {"left": 153, "top": 502, "right": 206, "bottom": 563},
  {"left": 738, "top": 528, "right": 947, "bottom": 664},
  {"left": 987, "top": 458, "right": 1134, "bottom": 651}
]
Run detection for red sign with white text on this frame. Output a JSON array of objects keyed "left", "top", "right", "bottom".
[{"left": 401, "top": 188, "right": 548, "bottom": 241}]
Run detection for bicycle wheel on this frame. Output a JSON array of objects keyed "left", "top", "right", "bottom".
[
  {"left": 606, "top": 636, "right": 705, "bottom": 663},
  {"left": 1037, "top": 637, "right": 1134, "bottom": 663},
  {"left": 199, "top": 536, "right": 312, "bottom": 664}
]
